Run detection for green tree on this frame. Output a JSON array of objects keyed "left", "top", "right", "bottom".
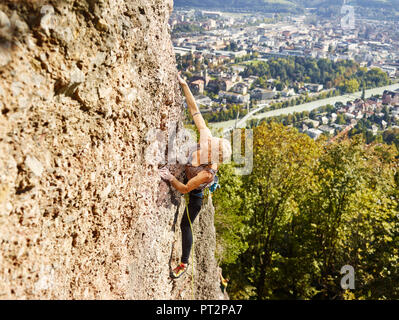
[
  {"left": 212, "top": 123, "right": 399, "bottom": 300},
  {"left": 339, "top": 79, "right": 360, "bottom": 93},
  {"left": 213, "top": 163, "right": 247, "bottom": 265},
  {"left": 228, "top": 123, "right": 320, "bottom": 299}
]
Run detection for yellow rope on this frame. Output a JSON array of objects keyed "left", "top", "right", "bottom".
[{"left": 185, "top": 194, "right": 195, "bottom": 300}]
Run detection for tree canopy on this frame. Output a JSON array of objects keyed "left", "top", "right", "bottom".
[{"left": 214, "top": 123, "right": 399, "bottom": 299}]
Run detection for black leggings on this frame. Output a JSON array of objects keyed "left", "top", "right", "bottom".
[{"left": 180, "top": 191, "right": 203, "bottom": 264}]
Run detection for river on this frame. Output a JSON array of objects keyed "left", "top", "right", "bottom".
[{"left": 209, "top": 83, "right": 399, "bottom": 133}]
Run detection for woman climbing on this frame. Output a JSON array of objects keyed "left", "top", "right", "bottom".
[{"left": 159, "top": 73, "right": 232, "bottom": 279}]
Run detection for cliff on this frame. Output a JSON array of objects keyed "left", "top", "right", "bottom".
[{"left": 0, "top": 0, "right": 224, "bottom": 300}]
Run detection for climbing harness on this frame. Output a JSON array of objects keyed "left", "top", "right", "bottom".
[{"left": 209, "top": 175, "right": 220, "bottom": 193}]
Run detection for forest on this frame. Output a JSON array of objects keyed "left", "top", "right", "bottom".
[{"left": 212, "top": 123, "right": 399, "bottom": 299}]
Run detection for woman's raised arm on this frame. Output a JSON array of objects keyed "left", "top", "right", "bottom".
[{"left": 178, "top": 74, "right": 212, "bottom": 138}]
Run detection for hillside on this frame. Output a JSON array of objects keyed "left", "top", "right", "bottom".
[
  {"left": 174, "top": 0, "right": 302, "bottom": 12},
  {"left": 174, "top": 0, "right": 399, "bottom": 12},
  {"left": 0, "top": 0, "right": 224, "bottom": 299}
]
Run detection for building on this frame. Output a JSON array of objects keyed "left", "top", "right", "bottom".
[
  {"left": 305, "top": 128, "right": 323, "bottom": 140},
  {"left": 304, "top": 119, "right": 320, "bottom": 128},
  {"left": 220, "top": 79, "right": 234, "bottom": 92},
  {"left": 382, "top": 90, "right": 399, "bottom": 105},
  {"left": 231, "top": 83, "right": 248, "bottom": 95},
  {"left": 213, "top": 50, "right": 247, "bottom": 59},
  {"left": 305, "top": 83, "right": 324, "bottom": 92},
  {"left": 219, "top": 91, "right": 250, "bottom": 104},
  {"left": 380, "top": 65, "right": 397, "bottom": 78},
  {"left": 321, "top": 116, "right": 329, "bottom": 125},
  {"left": 231, "top": 65, "right": 246, "bottom": 73},
  {"left": 344, "top": 112, "right": 356, "bottom": 120},
  {"left": 251, "top": 88, "right": 277, "bottom": 101},
  {"left": 243, "top": 76, "right": 258, "bottom": 86},
  {"left": 318, "top": 125, "right": 335, "bottom": 135},
  {"left": 195, "top": 95, "right": 213, "bottom": 107},
  {"left": 281, "top": 88, "right": 296, "bottom": 97},
  {"left": 189, "top": 79, "right": 205, "bottom": 95},
  {"left": 229, "top": 50, "right": 248, "bottom": 58},
  {"left": 206, "top": 76, "right": 236, "bottom": 93}
]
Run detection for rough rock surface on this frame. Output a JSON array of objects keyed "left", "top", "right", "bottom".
[{"left": 0, "top": 0, "right": 224, "bottom": 299}]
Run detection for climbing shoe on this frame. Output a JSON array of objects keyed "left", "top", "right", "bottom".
[{"left": 171, "top": 262, "right": 188, "bottom": 279}]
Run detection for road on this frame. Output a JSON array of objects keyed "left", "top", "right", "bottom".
[
  {"left": 209, "top": 83, "right": 399, "bottom": 133},
  {"left": 223, "top": 103, "right": 270, "bottom": 133}
]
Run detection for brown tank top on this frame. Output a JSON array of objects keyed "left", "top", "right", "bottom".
[{"left": 185, "top": 143, "right": 217, "bottom": 190}]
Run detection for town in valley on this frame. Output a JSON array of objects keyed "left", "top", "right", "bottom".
[{"left": 170, "top": 6, "right": 399, "bottom": 143}]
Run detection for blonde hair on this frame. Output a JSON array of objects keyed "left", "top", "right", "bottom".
[{"left": 210, "top": 137, "right": 232, "bottom": 164}]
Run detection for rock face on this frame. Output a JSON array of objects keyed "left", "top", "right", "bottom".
[{"left": 0, "top": 0, "right": 223, "bottom": 299}]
